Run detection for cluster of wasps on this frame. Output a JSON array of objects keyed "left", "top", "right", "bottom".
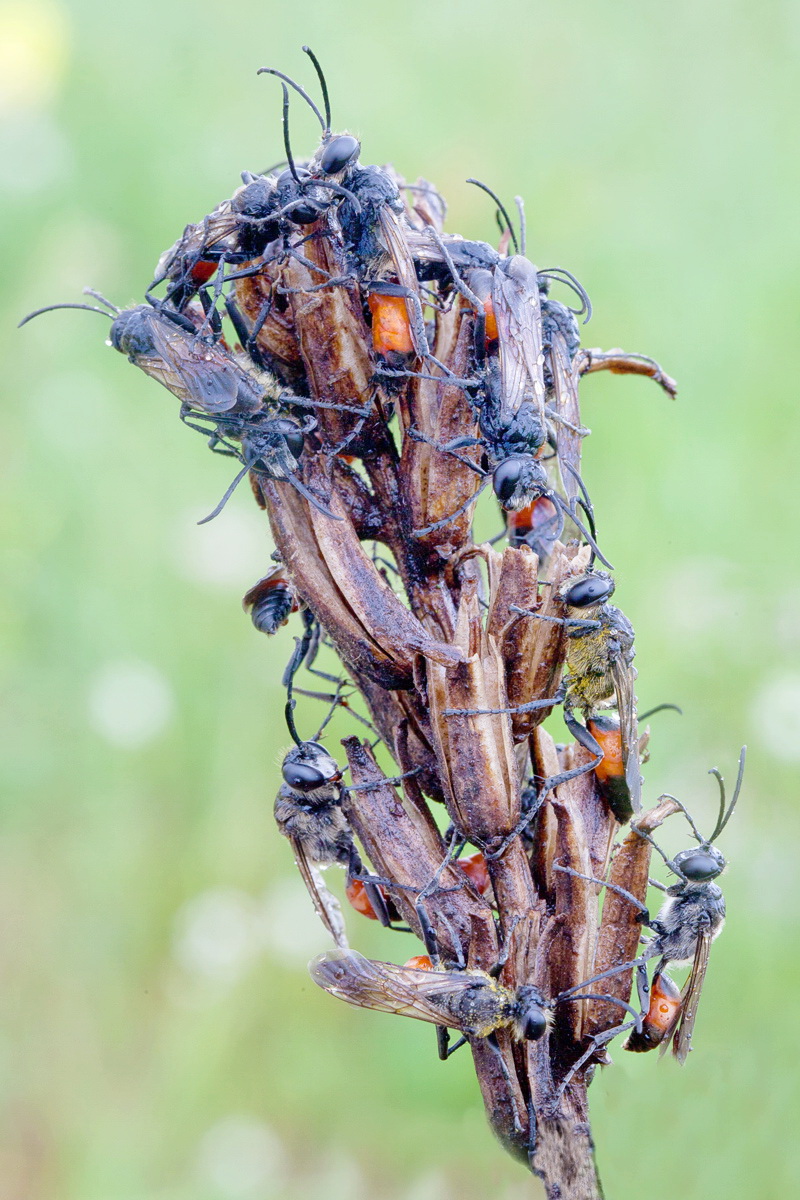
[{"left": 23, "top": 47, "right": 746, "bottom": 1173}]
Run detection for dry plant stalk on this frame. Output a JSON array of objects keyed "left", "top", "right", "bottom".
[
  {"left": 21, "top": 70, "right": 690, "bottom": 1193},
  {"left": 243, "top": 195, "right": 678, "bottom": 1195}
]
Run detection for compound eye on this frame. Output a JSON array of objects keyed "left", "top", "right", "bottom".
[
  {"left": 282, "top": 761, "right": 327, "bottom": 791},
  {"left": 111, "top": 309, "right": 155, "bottom": 356},
  {"left": 492, "top": 456, "right": 530, "bottom": 506},
  {"left": 564, "top": 574, "right": 614, "bottom": 608},
  {"left": 522, "top": 1009, "right": 549, "bottom": 1041},
  {"left": 289, "top": 202, "right": 321, "bottom": 225},
  {"left": 677, "top": 851, "right": 722, "bottom": 881},
  {"left": 319, "top": 134, "right": 360, "bottom": 175}
]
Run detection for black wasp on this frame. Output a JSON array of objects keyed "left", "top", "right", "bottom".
[
  {"left": 407, "top": 190, "right": 606, "bottom": 556},
  {"left": 148, "top": 46, "right": 364, "bottom": 329},
  {"left": 310, "top": 949, "right": 642, "bottom": 1060},
  {"left": 150, "top": 178, "right": 283, "bottom": 315},
  {"left": 520, "top": 564, "right": 640, "bottom": 821},
  {"left": 560, "top": 748, "right": 745, "bottom": 1063},
  {"left": 276, "top": 625, "right": 405, "bottom": 943},
  {"left": 257, "top": 47, "right": 436, "bottom": 368},
  {"left": 19, "top": 290, "right": 337, "bottom": 522},
  {"left": 242, "top": 564, "right": 299, "bottom": 635},
  {"left": 19, "top": 291, "right": 265, "bottom": 415},
  {"left": 275, "top": 723, "right": 354, "bottom": 950}
]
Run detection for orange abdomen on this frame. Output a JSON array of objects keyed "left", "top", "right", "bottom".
[{"left": 367, "top": 293, "right": 414, "bottom": 357}]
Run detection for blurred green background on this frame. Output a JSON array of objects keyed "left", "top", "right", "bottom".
[{"left": 2, "top": 1, "right": 799, "bottom": 1196}]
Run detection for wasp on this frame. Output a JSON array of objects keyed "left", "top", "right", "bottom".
[
  {"left": 626, "top": 749, "right": 744, "bottom": 1061},
  {"left": 150, "top": 175, "right": 284, "bottom": 316},
  {"left": 257, "top": 49, "right": 453, "bottom": 374},
  {"left": 310, "top": 949, "right": 641, "bottom": 1055},
  {"left": 278, "top": 668, "right": 418, "bottom": 942},
  {"left": 275, "top": 733, "right": 354, "bottom": 949},
  {"left": 444, "top": 541, "right": 637, "bottom": 818},
  {"left": 19, "top": 293, "right": 267, "bottom": 416},
  {"left": 546, "top": 568, "right": 640, "bottom": 820},
  {"left": 178, "top": 403, "right": 341, "bottom": 522},
  {"left": 444, "top": 566, "right": 638, "bottom": 817},
  {"left": 560, "top": 749, "right": 745, "bottom": 1062},
  {"left": 442, "top": 183, "right": 585, "bottom": 510},
  {"left": 242, "top": 565, "right": 300, "bottom": 635}
]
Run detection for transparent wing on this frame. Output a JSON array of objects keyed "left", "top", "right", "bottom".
[
  {"left": 145, "top": 319, "right": 241, "bottom": 412},
  {"left": 309, "top": 949, "right": 485, "bottom": 1030},
  {"left": 154, "top": 202, "right": 238, "bottom": 283},
  {"left": 610, "top": 649, "right": 641, "bottom": 816},
  {"left": 671, "top": 926, "right": 713, "bottom": 1064},
  {"left": 377, "top": 206, "right": 427, "bottom": 359},
  {"left": 549, "top": 330, "right": 584, "bottom": 503},
  {"left": 291, "top": 840, "right": 349, "bottom": 950},
  {"left": 492, "top": 257, "right": 546, "bottom": 419}
]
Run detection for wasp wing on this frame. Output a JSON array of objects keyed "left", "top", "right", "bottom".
[
  {"left": 143, "top": 319, "right": 242, "bottom": 413},
  {"left": 491, "top": 256, "right": 546, "bottom": 420},
  {"left": 377, "top": 206, "right": 427, "bottom": 359},
  {"left": 670, "top": 925, "right": 713, "bottom": 1064},
  {"left": 548, "top": 328, "right": 585, "bottom": 504},
  {"left": 153, "top": 201, "right": 239, "bottom": 284},
  {"left": 609, "top": 618, "right": 641, "bottom": 818},
  {"left": 310, "top": 949, "right": 485, "bottom": 1030},
  {"left": 291, "top": 840, "right": 349, "bottom": 950}
]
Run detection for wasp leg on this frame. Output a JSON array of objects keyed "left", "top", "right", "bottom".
[
  {"left": 345, "top": 768, "right": 421, "bottom": 796},
  {"left": 485, "top": 1034, "right": 524, "bottom": 1134},
  {"left": 552, "top": 863, "right": 652, "bottom": 925},
  {"left": 563, "top": 708, "right": 605, "bottom": 762},
  {"left": 553, "top": 862, "right": 654, "bottom": 1009},
  {"left": 406, "top": 424, "right": 487, "bottom": 472},
  {"left": 224, "top": 294, "right": 270, "bottom": 371},
  {"left": 483, "top": 759, "right": 599, "bottom": 863},
  {"left": 551, "top": 1018, "right": 637, "bottom": 1110},
  {"left": 442, "top": 683, "right": 566, "bottom": 719},
  {"left": 411, "top": 476, "right": 490, "bottom": 538}
]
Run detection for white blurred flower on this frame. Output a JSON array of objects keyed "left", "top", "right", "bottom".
[
  {"left": 749, "top": 673, "right": 800, "bottom": 762},
  {"left": 259, "top": 875, "right": 337, "bottom": 964},
  {"left": 174, "top": 505, "right": 272, "bottom": 588},
  {"left": 194, "top": 1115, "right": 286, "bottom": 1200},
  {"left": 401, "top": 1169, "right": 452, "bottom": 1200},
  {"left": 305, "top": 1150, "right": 364, "bottom": 1200},
  {"left": 87, "top": 659, "right": 174, "bottom": 748},
  {"left": 0, "top": 111, "right": 70, "bottom": 193},
  {"left": 172, "top": 887, "right": 263, "bottom": 984}
]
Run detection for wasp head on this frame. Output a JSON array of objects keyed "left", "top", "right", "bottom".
[
  {"left": 110, "top": 307, "right": 156, "bottom": 357},
  {"left": 673, "top": 844, "right": 726, "bottom": 883},
  {"left": 512, "top": 987, "right": 550, "bottom": 1041},
  {"left": 282, "top": 740, "right": 342, "bottom": 793},
  {"left": 562, "top": 571, "right": 615, "bottom": 610},
  {"left": 316, "top": 132, "right": 360, "bottom": 177},
  {"left": 492, "top": 455, "right": 548, "bottom": 510}
]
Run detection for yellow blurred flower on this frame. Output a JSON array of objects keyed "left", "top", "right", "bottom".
[{"left": 0, "top": 0, "right": 69, "bottom": 113}]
